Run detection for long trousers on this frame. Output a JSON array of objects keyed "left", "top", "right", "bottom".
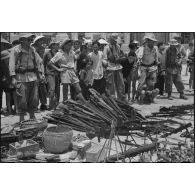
[
  {"left": 47, "top": 74, "right": 60, "bottom": 109},
  {"left": 154, "top": 74, "right": 165, "bottom": 95},
  {"left": 165, "top": 72, "right": 185, "bottom": 95},
  {"left": 16, "top": 81, "right": 39, "bottom": 114},
  {"left": 105, "top": 69, "right": 126, "bottom": 101},
  {"left": 38, "top": 81, "right": 47, "bottom": 105}
]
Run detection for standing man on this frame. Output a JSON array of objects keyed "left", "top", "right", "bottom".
[
  {"left": 32, "top": 36, "right": 48, "bottom": 111},
  {"left": 9, "top": 33, "right": 43, "bottom": 122},
  {"left": 165, "top": 39, "right": 188, "bottom": 100},
  {"left": 49, "top": 39, "right": 86, "bottom": 104},
  {"left": 136, "top": 34, "right": 159, "bottom": 96},
  {"left": 43, "top": 40, "right": 60, "bottom": 110},
  {"left": 154, "top": 42, "right": 166, "bottom": 97},
  {"left": 187, "top": 42, "right": 194, "bottom": 92},
  {"left": 103, "top": 33, "right": 126, "bottom": 101},
  {"left": 88, "top": 41, "right": 106, "bottom": 95},
  {"left": 173, "top": 35, "right": 186, "bottom": 74}
]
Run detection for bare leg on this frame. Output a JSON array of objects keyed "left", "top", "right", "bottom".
[
  {"left": 13, "top": 91, "right": 17, "bottom": 114},
  {"left": 73, "top": 82, "right": 86, "bottom": 104},
  {"left": 5, "top": 92, "right": 12, "bottom": 114},
  {"left": 127, "top": 77, "right": 131, "bottom": 101},
  {"left": 139, "top": 90, "right": 145, "bottom": 105},
  {"left": 19, "top": 114, "right": 25, "bottom": 122}
]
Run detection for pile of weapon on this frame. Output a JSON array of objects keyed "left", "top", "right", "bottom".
[
  {"left": 46, "top": 89, "right": 145, "bottom": 138},
  {"left": 146, "top": 104, "right": 194, "bottom": 118}
]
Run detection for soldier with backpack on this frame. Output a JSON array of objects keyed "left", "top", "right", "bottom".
[{"left": 9, "top": 33, "right": 44, "bottom": 122}]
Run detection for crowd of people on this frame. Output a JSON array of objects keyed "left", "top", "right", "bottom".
[{"left": 0, "top": 33, "right": 194, "bottom": 122}]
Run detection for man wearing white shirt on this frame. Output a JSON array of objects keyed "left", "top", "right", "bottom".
[{"left": 88, "top": 41, "right": 106, "bottom": 94}]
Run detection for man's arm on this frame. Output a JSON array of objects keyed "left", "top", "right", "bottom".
[
  {"left": 49, "top": 52, "right": 64, "bottom": 72},
  {"left": 9, "top": 48, "right": 17, "bottom": 86},
  {"left": 102, "top": 46, "right": 108, "bottom": 68},
  {"left": 9, "top": 48, "right": 16, "bottom": 77}
]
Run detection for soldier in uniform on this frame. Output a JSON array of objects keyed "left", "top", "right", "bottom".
[
  {"left": 136, "top": 34, "right": 159, "bottom": 99},
  {"left": 165, "top": 39, "right": 188, "bottom": 100},
  {"left": 9, "top": 33, "right": 44, "bottom": 122}
]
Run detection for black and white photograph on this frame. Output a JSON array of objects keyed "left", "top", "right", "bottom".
[
  {"left": 1, "top": 32, "right": 194, "bottom": 163},
  {"left": 0, "top": 1, "right": 194, "bottom": 195}
]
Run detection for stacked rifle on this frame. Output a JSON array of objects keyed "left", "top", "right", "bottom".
[
  {"left": 46, "top": 89, "right": 145, "bottom": 138},
  {"left": 146, "top": 104, "right": 194, "bottom": 118}
]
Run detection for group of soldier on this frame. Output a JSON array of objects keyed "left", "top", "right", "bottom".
[{"left": 0, "top": 33, "right": 194, "bottom": 122}]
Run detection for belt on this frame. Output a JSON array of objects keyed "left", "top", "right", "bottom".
[
  {"left": 141, "top": 63, "right": 157, "bottom": 67},
  {"left": 15, "top": 68, "right": 36, "bottom": 74}
]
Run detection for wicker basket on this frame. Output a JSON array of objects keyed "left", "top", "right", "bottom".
[{"left": 43, "top": 124, "right": 73, "bottom": 154}]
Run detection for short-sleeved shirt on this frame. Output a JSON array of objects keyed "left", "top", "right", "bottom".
[
  {"left": 51, "top": 49, "right": 75, "bottom": 69},
  {"left": 9, "top": 44, "right": 42, "bottom": 82},
  {"left": 50, "top": 50, "right": 79, "bottom": 84},
  {"left": 88, "top": 51, "right": 104, "bottom": 80}
]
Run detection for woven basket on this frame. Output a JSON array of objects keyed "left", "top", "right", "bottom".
[
  {"left": 20, "top": 119, "right": 48, "bottom": 132},
  {"left": 43, "top": 124, "right": 73, "bottom": 154}
]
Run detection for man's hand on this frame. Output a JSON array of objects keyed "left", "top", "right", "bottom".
[
  {"left": 40, "top": 74, "right": 46, "bottom": 83},
  {"left": 161, "top": 71, "right": 166, "bottom": 76},
  {"left": 57, "top": 68, "right": 66, "bottom": 72},
  {"left": 12, "top": 77, "right": 17, "bottom": 87}
]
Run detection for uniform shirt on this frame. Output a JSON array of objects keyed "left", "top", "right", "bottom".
[
  {"left": 51, "top": 49, "right": 76, "bottom": 69},
  {"left": 142, "top": 45, "right": 158, "bottom": 65},
  {"left": 157, "top": 49, "right": 166, "bottom": 72},
  {"left": 88, "top": 51, "right": 104, "bottom": 80},
  {"left": 9, "top": 44, "right": 42, "bottom": 82},
  {"left": 103, "top": 44, "right": 123, "bottom": 71}
]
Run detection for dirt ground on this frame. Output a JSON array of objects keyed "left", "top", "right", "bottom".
[{"left": 1, "top": 64, "right": 194, "bottom": 159}]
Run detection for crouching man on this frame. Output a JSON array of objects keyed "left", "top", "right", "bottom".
[
  {"left": 137, "top": 77, "right": 159, "bottom": 104},
  {"left": 9, "top": 33, "right": 44, "bottom": 122}
]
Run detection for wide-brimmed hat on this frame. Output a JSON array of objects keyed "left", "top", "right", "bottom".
[
  {"left": 48, "top": 40, "right": 60, "bottom": 49},
  {"left": 60, "top": 39, "right": 73, "bottom": 49},
  {"left": 110, "top": 33, "right": 119, "bottom": 41},
  {"left": 143, "top": 33, "right": 158, "bottom": 42},
  {"left": 1, "top": 50, "right": 10, "bottom": 60},
  {"left": 132, "top": 40, "right": 139, "bottom": 44},
  {"left": 12, "top": 39, "right": 20, "bottom": 46},
  {"left": 169, "top": 39, "right": 179, "bottom": 46},
  {"left": 1, "top": 38, "right": 12, "bottom": 50},
  {"left": 98, "top": 38, "right": 108, "bottom": 45},
  {"left": 19, "top": 33, "right": 35, "bottom": 41},
  {"left": 32, "top": 35, "right": 45, "bottom": 45}
]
